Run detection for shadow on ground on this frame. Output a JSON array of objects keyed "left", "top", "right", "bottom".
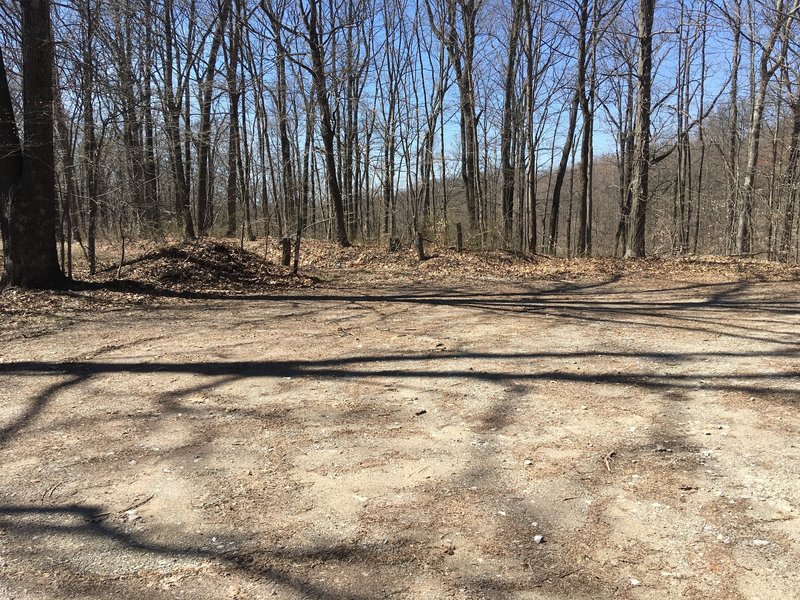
[{"left": 1, "top": 279, "right": 797, "bottom": 598}]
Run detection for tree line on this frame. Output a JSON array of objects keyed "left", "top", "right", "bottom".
[{"left": 1, "top": 0, "right": 799, "bottom": 287}]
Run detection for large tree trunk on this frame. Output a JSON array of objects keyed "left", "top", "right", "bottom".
[
  {"left": 0, "top": 2, "right": 64, "bottom": 288},
  {"left": 0, "top": 48, "right": 22, "bottom": 261},
  {"left": 625, "top": 0, "right": 654, "bottom": 258}
]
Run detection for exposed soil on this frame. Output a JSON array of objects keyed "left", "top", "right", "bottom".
[{"left": 1, "top": 241, "right": 799, "bottom": 599}]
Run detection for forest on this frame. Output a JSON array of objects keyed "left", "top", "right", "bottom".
[
  {"left": 3, "top": 2, "right": 800, "bottom": 597},
  {"left": 1, "top": 0, "right": 800, "bottom": 287}
]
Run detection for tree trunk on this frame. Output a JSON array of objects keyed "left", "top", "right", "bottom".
[
  {"left": 225, "top": 0, "right": 242, "bottom": 237},
  {"left": 82, "top": 0, "right": 99, "bottom": 274},
  {"left": 197, "top": 0, "right": 229, "bottom": 236},
  {"left": 163, "top": 0, "right": 194, "bottom": 239},
  {"left": 625, "top": 0, "right": 654, "bottom": 258},
  {"left": 267, "top": 6, "right": 296, "bottom": 240},
  {"left": 0, "top": 3, "right": 64, "bottom": 288},
  {"left": 500, "top": 0, "right": 522, "bottom": 246},
  {"left": 547, "top": 90, "right": 579, "bottom": 254},
  {"left": 736, "top": 0, "right": 794, "bottom": 254},
  {"left": 779, "top": 96, "right": 800, "bottom": 261},
  {"left": 303, "top": 0, "right": 350, "bottom": 247},
  {"left": 142, "top": 0, "right": 160, "bottom": 234}
]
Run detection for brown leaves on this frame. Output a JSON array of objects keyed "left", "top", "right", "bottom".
[{"left": 271, "top": 238, "right": 800, "bottom": 285}]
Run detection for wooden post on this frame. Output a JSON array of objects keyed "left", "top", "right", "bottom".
[
  {"left": 292, "top": 217, "right": 305, "bottom": 275},
  {"left": 415, "top": 231, "right": 426, "bottom": 261},
  {"left": 456, "top": 222, "right": 463, "bottom": 253},
  {"left": 280, "top": 237, "right": 291, "bottom": 266}
]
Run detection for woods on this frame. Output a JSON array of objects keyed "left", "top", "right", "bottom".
[{"left": 2, "top": 0, "right": 800, "bottom": 286}]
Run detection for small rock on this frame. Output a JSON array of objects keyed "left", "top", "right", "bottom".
[
  {"left": 125, "top": 510, "right": 140, "bottom": 522},
  {"left": 630, "top": 578, "right": 641, "bottom": 587},
  {"left": 752, "top": 539, "right": 770, "bottom": 546},
  {"left": 533, "top": 534, "right": 544, "bottom": 544},
  {"left": 524, "top": 459, "right": 533, "bottom": 466}
]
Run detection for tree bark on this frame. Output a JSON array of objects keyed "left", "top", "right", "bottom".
[
  {"left": 1, "top": 2, "right": 64, "bottom": 288},
  {"left": 547, "top": 90, "right": 579, "bottom": 254},
  {"left": 225, "top": 0, "right": 242, "bottom": 237},
  {"left": 500, "top": 0, "right": 522, "bottom": 246},
  {"left": 625, "top": 0, "right": 654, "bottom": 258}
]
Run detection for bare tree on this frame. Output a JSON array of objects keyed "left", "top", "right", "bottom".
[
  {"left": 426, "top": 0, "right": 484, "bottom": 235},
  {"left": 161, "top": 0, "right": 195, "bottom": 238},
  {"left": 196, "top": 0, "right": 229, "bottom": 236},
  {"left": 263, "top": 0, "right": 350, "bottom": 246},
  {"left": 1, "top": 0, "right": 64, "bottom": 287},
  {"left": 625, "top": 0, "right": 655, "bottom": 258},
  {"left": 736, "top": 0, "right": 798, "bottom": 254},
  {"left": 500, "top": 0, "right": 523, "bottom": 246}
]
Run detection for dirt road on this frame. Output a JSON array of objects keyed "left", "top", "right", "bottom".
[{"left": 1, "top": 278, "right": 798, "bottom": 599}]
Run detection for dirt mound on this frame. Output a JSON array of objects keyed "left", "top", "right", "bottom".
[{"left": 116, "top": 240, "right": 316, "bottom": 293}]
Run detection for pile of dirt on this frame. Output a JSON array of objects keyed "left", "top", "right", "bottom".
[
  {"left": 110, "top": 239, "right": 317, "bottom": 293},
  {"left": 1, "top": 240, "right": 319, "bottom": 340}
]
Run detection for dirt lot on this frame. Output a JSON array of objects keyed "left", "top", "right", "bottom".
[{"left": 1, "top": 247, "right": 799, "bottom": 599}]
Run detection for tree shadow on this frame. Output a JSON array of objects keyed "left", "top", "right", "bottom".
[{"left": 2, "top": 278, "right": 797, "bottom": 597}]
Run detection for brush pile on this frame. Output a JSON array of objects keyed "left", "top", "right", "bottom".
[{"left": 116, "top": 240, "right": 315, "bottom": 293}]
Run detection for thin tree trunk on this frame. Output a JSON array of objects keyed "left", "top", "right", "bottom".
[
  {"left": 82, "top": 0, "right": 99, "bottom": 274},
  {"left": 736, "top": 0, "right": 795, "bottom": 254},
  {"left": 501, "top": 0, "right": 522, "bottom": 246},
  {"left": 197, "top": 0, "right": 229, "bottom": 235},
  {"left": 547, "top": 90, "right": 579, "bottom": 254},
  {"left": 303, "top": 0, "right": 350, "bottom": 246},
  {"left": 226, "top": 0, "right": 242, "bottom": 236}
]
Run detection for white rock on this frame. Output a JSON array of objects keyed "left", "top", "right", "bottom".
[
  {"left": 533, "top": 534, "right": 544, "bottom": 544},
  {"left": 752, "top": 539, "right": 770, "bottom": 546}
]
